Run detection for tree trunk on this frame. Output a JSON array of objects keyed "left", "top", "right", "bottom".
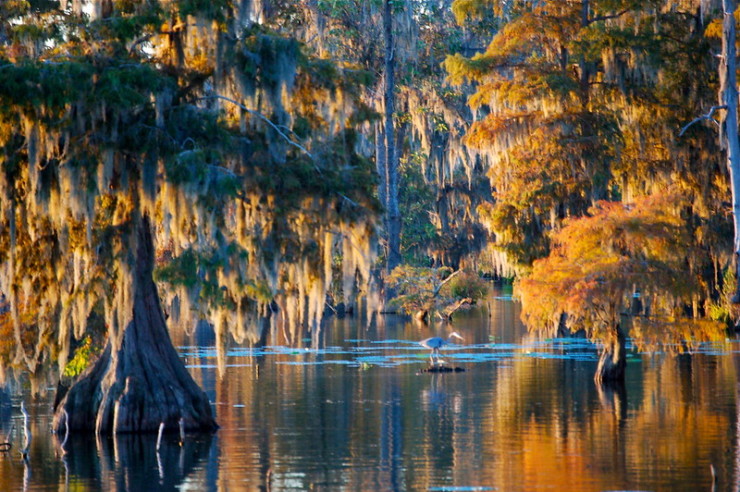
[
  {"left": 383, "top": 0, "right": 402, "bottom": 274},
  {"left": 52, "top": 216, "right": 217, "bottom": 434},
  {"left": 720, "top": 0, "right": 740, "bottom": 303},
  {"left": 594, "top": 324, "right": 626, "bottom": 384},
  {"left": 375, "top": 123, "right": 387, "bottom": 214}
]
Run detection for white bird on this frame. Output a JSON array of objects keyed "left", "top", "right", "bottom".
[{"left": 420, "top": 331, "right": 463, "bottom": 366}]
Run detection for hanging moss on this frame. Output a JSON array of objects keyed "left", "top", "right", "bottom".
[
  {"left": 177, "top": 0, "right": 231, "bottom": 23},
  {"left": 236, "top": 26, "right": 300, "bottom": 90}
]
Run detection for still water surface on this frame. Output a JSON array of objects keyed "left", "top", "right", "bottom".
[{"left": 1, "top": 291, "right": 739, "bottom": 491}]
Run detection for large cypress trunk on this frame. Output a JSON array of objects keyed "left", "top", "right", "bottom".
[
  {"left": 594, "top": 324, "right": 626, "bottom": 384},
  {"left": 52, "top": 216, "right": 217, "bottom": 434}
]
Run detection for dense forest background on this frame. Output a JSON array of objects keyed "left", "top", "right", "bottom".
[{"left": 0, "top": 0, "right": 739, "bottom": 429}]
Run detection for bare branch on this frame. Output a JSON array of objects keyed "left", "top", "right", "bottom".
[
  {"left": 433, "top": 269, "right": 463, "bottom": 297},
  {"left": 197, "top": 95, "right": 314, "bottom": 159},
  {"left": 437, "top": 297, "right": 473, "bottom": 321},
  {"left": 128, "top": 34, "right": 153, "bottom": 55},
  {"left": 679, "top": 105, "right": 726, "bottom": 136},
  {"left": 588, "top": 9, "right": 630, "bottom": 25},
  {"left": 338, "top": 193, "right": 360, "bottom": 208}
]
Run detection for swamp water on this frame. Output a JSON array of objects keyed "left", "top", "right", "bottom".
[{"left": 1, "top": 290, "right": 739, "bottom": 491}]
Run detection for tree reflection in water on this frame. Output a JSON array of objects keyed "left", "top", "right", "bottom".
[
  {"left": 59, "top": 432, "right": 214, "bottom": 490},
  {"left": 0, "top": 295, "right": 739, "bottom": 491}
]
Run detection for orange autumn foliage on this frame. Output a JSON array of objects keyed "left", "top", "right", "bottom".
[{"left": 516, "top": 193, "right": 724, "bottom": 345}]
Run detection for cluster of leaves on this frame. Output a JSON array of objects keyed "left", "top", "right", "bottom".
[
  {"left": 154, "top": 246, "right": 274, "bottom": 307},
  {"left": 448, "top": 270, "right": 488, "bottom": 299},
  {"left": 62, "top": 334, "right": 99, "bottom": 378},
  {"left": 706, "top": 267, "right": 740, "bottom": 326},
  {"left": 0, "top": 304, "right": 40, "bottom": 368},
  {"left": 517, "top": 194, "right": 721, "bottom": 346}
]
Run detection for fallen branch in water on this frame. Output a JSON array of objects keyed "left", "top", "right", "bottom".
[{"left": 436, "top": 297, "right": 473, "bottom": 321}]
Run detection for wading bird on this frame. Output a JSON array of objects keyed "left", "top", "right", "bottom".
[{"left": 420, "top": 332, "right": 463, "bottom": 366}]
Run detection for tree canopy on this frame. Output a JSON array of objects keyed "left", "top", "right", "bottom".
[
  {"left": 518, "top": 195, "right": 725, "bottom": 345},
  {"left": 447, "top": 0, "right": 736, "bottom": 379},
  {"left": 447, "top": 0, "right": 727, "bottom": 270},
  {"left": 0, "top": 0, "right": 381, "bottom": 431}
]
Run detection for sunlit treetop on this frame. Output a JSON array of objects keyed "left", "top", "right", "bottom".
[
  {"left": 445, "top": 0, "right": 727, "bottom": 274},
  {"left": 517, "top": 192, "right": 726, "bottom": 349}
]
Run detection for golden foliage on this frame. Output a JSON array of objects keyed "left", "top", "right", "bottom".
[
  {"left": 451, "top": 0, "right": 498, "bottom": 25},
  {"left": 517, "top": 193, "right": 706, "bottom": 343},
  {"left": 447, "top": 0, "right": 728, "bottom": 288}
]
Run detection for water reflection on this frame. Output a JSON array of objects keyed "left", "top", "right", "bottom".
[
  {"left": 1, "top": 293, "right": 739, "bottom": 490},
  {"left": 0, "top": 405, "right": 213, "bottom": 491}
]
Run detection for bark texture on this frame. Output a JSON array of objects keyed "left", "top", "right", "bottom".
[
  {"left": 594, "top": 324, "right": 626, "bottom": 384},
  {"left": 52, "top": 216, "right": 217, "bottom": 434}
]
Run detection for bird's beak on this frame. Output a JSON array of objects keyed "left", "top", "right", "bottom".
[{"left": 452, "top": 332, "right": 463, "bottom": 340}]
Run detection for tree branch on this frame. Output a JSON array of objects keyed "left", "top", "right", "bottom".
[
  {"left": 197, "top": 95, "right": 314, "bottom": 159},
  {"left": 337, "top": 193, "right": 360, "bottom": 208},
  {"left": 433, "top": 269, "right": 462, "bottom": 297},
  {"left": 437, "top": 297, "right": 472, "bottom": 321},
  {"left": 128, "top": 34, "right": 153, "bottom": 55},
  {"left": 679, "top": 105, "right": 726, "bottom": 136},
  {"left": 588, "top": 9, "right": 630, "bottom": 25},
  {"left": 195, "top": 96, "right": 368, "bottom": 211}
]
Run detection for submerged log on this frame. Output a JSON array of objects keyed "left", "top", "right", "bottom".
[{"left": 52, "top": 216, "right": 217, "bottom": 434}]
